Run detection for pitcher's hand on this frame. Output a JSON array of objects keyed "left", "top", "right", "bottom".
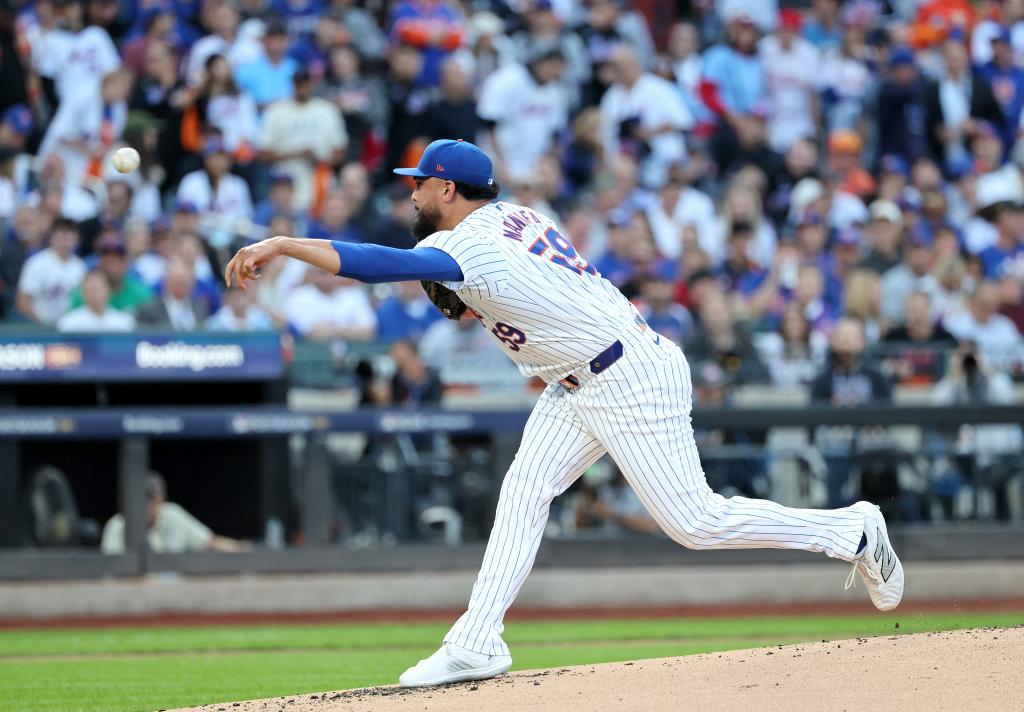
[{"left": 225, "top": 236, "right": 284, "bottom": 290}]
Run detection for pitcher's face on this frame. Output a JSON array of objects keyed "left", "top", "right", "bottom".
[{"left": 410, "top": 178, "right": 447, "bottom": 240}]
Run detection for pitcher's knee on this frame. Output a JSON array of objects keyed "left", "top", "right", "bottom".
[
  {"left": 659, "top": 512, "right": 711, "bottom": 549},
  {"left": 656, "top": 496, "right": 723, "bottom": 549}
]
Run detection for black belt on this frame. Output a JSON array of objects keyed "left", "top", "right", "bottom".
[{"left": 560, "top": 340, "right": 624, "bottom": 389}]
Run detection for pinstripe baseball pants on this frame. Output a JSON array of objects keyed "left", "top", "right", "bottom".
[{"left": 444, "top": 327, "right": 867, "bottom": 656}]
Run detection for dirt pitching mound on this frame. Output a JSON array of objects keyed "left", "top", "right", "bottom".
[{"left": 184, "top": 627, "right": 1022, "bottom": 712}]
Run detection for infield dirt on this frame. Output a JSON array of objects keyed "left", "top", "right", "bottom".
[{"left": 182, "top": 627, "right": 1022, "bottom": 712}]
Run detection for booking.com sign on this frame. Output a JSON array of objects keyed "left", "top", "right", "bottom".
[{"left": 0, "top": 333, "right": 283, "bottom": 381}]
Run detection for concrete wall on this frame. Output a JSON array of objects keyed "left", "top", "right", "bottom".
[{"left": 3, "top": 560, "right": 1023, "bottom": 619}]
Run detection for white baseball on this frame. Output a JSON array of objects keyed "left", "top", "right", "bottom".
[{"left": 112, "top": 147, "right": 141, "bottom": 174}]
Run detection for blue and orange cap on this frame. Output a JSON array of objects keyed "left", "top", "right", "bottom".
[{"left": 394, "top": 139, "right": 495, "bottom": 187}]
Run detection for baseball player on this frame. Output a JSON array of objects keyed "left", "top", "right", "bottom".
[{"left": 224, "top": 139, "right": 904, "bottom": 688}]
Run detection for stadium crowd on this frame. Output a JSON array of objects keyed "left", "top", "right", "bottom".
[{"left": 0, "top": 0, "right": 1023, "bottom": 401}]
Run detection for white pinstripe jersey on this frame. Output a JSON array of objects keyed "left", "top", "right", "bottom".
[{"left": 416, "top": 201, "right": 642, "bottom": 384}]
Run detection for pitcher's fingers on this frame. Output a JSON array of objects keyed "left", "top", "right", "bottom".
[
  {"left": 237, "top": 257, "right": 254, "bottom": 290},
  {"left": 232, "top": 254, "right": 253, "bottom": 288},
  {"left": 231, "top": 259, "right": 247, "bottom": 288},
  {"left": 225, "top": 253, "right": 241, "bottom": 287}
]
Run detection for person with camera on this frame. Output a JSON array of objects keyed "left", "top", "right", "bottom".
[
  {"left": 882, "top": 290, "right": 957, "bottom": 385},
  {"left": 931, "top": 343, "right": 1023, "bottom": 519},
  {"left": 945, "top": 281, "right": 1023, "bottom": 372}
]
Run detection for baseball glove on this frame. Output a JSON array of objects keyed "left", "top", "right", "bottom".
[{"left": 421, "top": 280, "right": 468, "bottom": 320}]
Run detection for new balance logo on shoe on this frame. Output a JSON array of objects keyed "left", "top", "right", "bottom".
[{"left": 873, "top": 527, "right": 897, "bottom": 582}]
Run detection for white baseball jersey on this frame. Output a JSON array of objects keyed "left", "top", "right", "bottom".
[
  {"left": 760, "top": 35, "right": 821, "bottom": 152},
  {"left": 34, "top": 26, "right": 120, "bottom": 103},
  {"left": 477, "top": 66, "right": 568, "bottom": 176},
  {"left": 17, "top": 248, "right": 87, "bottom": 326},
  {"left": 259, "top": 98, "right": 348, "bottom": 210},
  {"left": 410, "top": 201, "right": 889, "bottom": 662},
  {"left": 207, "top": 94, "right": 260, "bottom": 154},
  {"left": 599, "top": 74, "right": 693, "bottom": 167},
  {"left": 416, "top": 201, "right": 641, "bottom": 384},
  {"left": 38, "top": 90, "right": 127, "bottom": 185},
  {"left": 177, "top": 170, "right": 254, "bottom": 221}
]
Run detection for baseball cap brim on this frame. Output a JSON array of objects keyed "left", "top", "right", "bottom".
[{"left": 393, "top": 138, "right": 495, "bottom": 185}]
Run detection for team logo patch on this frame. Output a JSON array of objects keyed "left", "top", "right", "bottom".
[
  {"left": 435, "top": 164, "right": 445, "bottom": 172},
  {"left": 873, "top": 527, "right": 897, "bottom": 582}
]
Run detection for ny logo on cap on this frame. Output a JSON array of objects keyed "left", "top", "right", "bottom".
[{"left": 435, "top": 164, "right": 445, "bottom": 172}]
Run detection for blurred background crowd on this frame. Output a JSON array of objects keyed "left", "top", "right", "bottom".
[
  {"left": 2, "top": 0, "right": 1024, "bottom": 404},
  {"left": 3, "top": 0, "right": 1024, "bottom": 550}
]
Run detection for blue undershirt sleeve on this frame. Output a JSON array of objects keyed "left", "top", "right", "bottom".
[{"left": 330, "top": 242, "right": 464, "bottom": 284}]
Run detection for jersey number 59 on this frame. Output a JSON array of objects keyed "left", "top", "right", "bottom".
[{"left": 492, "top": 322, "right": 527, "bottom": 351}]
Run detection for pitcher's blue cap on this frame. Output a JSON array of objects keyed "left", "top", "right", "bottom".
[{"left": 394, "top": 139, "right": 495, "bottom": 187}]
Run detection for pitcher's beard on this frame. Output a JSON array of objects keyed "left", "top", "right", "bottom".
[{"left": 411, "top": 205, "right": 442, "bottom": 241}]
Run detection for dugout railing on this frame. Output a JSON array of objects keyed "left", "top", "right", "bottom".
[{"left": 0, "top": 403, "right": 1022, "bottom": 581}]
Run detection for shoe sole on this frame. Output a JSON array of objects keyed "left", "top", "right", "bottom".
[{"left": 399, "top": 660, "right": 512, "bottom": 688}]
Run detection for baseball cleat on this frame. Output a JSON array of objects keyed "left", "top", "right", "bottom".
[
  {"left": 844, "top": 501, "right": 904, "bottom": 611},
  {"left": 398, "top": 642, "right": 512, "bottom": 687}
]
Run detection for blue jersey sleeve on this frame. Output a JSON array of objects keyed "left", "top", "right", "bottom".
[{"left": 331, "top": 241, "right": 464, "bottom": 284}]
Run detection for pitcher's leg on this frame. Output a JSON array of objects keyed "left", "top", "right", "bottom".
[
  {"left": 578, "top": 339, "right": 864, "bottom": 562},
  {"left": 594, "top": 420, "right": 865, "bottom": 560},
  {"left": 444, "top": 388, "right": 605, "bottom": 656}
]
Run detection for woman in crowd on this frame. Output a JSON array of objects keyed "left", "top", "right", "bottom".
[
  {"left": 755, "top": 301, "right": 830, "bottom": 388},
  {"left": 843, "top": 268, "right": 886, "bottom": 344}
]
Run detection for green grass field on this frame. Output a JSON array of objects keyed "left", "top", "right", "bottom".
[{"left": 1, "top": 611, "right": 1021, "bottom": 712}]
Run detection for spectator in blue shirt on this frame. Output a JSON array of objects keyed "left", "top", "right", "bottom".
[
  {"left": 699, "top": 12, "right": 766, "bottom": 172},
  {"left": 716, "top": 221, "right": 769, "bottom": 297},
  {"left": 700, "top": 13, "right": 764, "bottom": 117},
  {"left": 235, "top": 19, "right": 298, "bottom": 107},
  {"left": 978, "top": 202, "right": 1024, "bottom": 279},
  {"left": 979, "top": 28, "right": 1024, "bottom": 153},
  {"left": 638, "top": 274, "right": 694, "bottom": 345},
  {"left": 271, "top": 0, "right": 325, "bottom": 38},
  {"left": 253, "top": 171, "right": 307, "bottom": 231},
  {"left": 288, "top": 11, "right": 340, "bottom": 79},
  {"left": 828, "top": 225, "right": 863, "bottom": 303},
  {"left": 802, "top": 0, "right": 842, "bottom": 52},
  {"left": 376, "top": 281, "right": 445, "bottom": 343},
  {"left": 169, "top": 0, "right": 201, "bottom": 27},
  {"left": 592, "top": 211, "right": 636, "bottom": 288}
]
